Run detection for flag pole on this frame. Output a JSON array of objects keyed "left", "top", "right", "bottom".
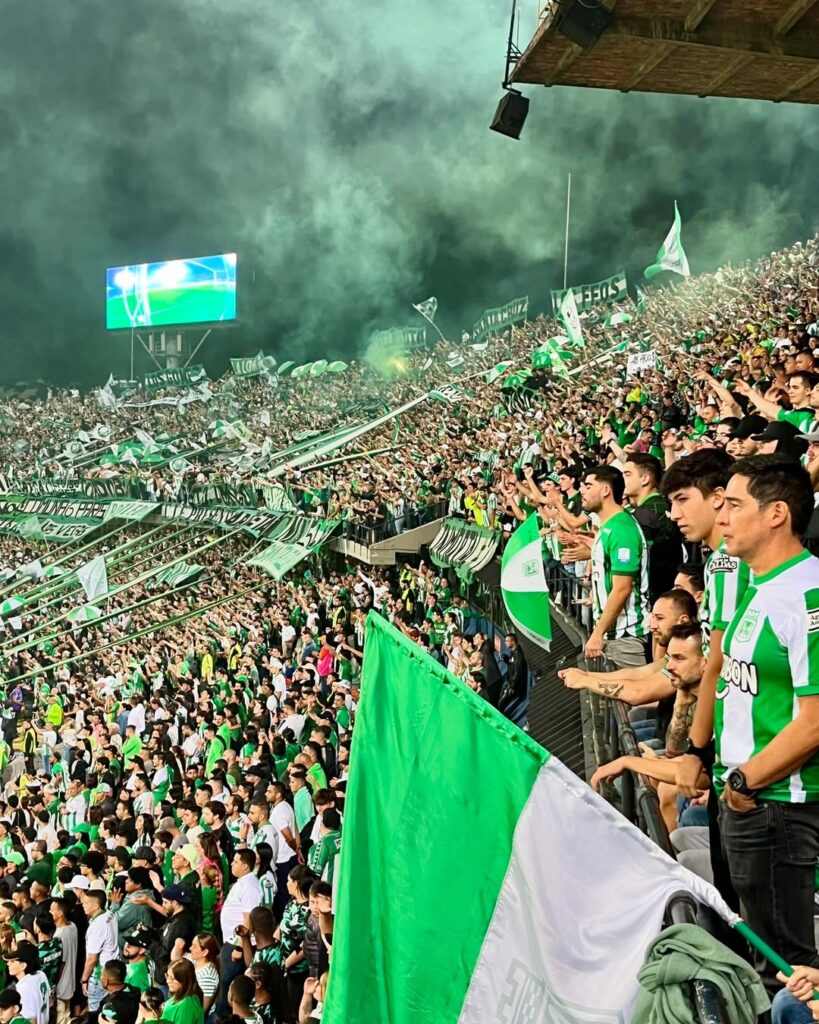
[
  {"left": 563, "top": 172, "right": 571, "bottom": 290},
  {"left": 411, "top": 305, "right": 447, "bottom": 346}
]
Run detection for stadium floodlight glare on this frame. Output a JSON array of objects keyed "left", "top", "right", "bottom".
[
  {"left": 105, "top": 252, "right": 237, "bottom": 330},
  {"left": 490, "top": 90, "right": 529, "bottom": 140}
]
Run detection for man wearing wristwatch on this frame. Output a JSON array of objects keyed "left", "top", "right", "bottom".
[{"left": 715, "top": 455, "right": 819, "bottom": 996}]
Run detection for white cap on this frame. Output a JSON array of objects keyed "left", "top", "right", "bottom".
[{"left": 64, "top": 875, "right": 90, "bottom": 891}]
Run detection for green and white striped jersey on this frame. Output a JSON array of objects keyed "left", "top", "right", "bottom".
[
  {"left": 590, "top": 510, "right": 650, "bottom": 639},
  {"left": 715, "top": 549, "right": 819, "bottom": 803},
  {"left": 700, "top": 540, "right": 752, "bottom": 655}
]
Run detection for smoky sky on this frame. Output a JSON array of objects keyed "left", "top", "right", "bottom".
[{"left": 0, "top": 0, "right": 816, "bottom": 386}]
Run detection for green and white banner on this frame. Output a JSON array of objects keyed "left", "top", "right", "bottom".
[
  {"left": 77, "top": 555, "right": 108, "bottom": 602},
  {"left": 155, "top": 561, "right": 204, "bottom": 587},
  {"left": 550, "top": 270, "right": 627, "bottom": 314},
  {"left": 262, "top": 485, "right": 297, "bottom": 513},
  {"left": 7, "top": 478, "right": 136, "bottom": 499},
  {"left": 558, "top": 289, "right": 584, "bottom": 349},
  {"left": 501, "top": 513, "right": 551, "bottom": 651},
  {"left": 429, "top": 384, "right": 468, "bottom": 405},
  {"left": 230, "top": 351, "right": 276, "bottom": 378},
  {"left": 644, "top": 202, "right": 690, "bottom": 279},
  {"left": 472, "top": 296, "right": 528, "bottom": 344},
  {"left": 369, "top": 327, "right": 427, "bottom": 355},
  {"left": 324, "top": 614, "right": 739, "bottom": 1024},
  {"left": 144, "top": 364, "right": 208, "bottom": 392},
  {"left": 248, "top": 539, "right": 311, "bottom": 581},
  {"left": 429, "top": 518, "right": 499, "bottom": 581},
  {"left": 103, "top": 501, "right": 156, "bottom": 522}
]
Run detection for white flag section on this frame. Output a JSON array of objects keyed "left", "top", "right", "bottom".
[
  {"left": 644, "top": 201, "right": 691, "bottom": 279},
  {"left": 324, "top": 614, "right": 739, "bottom": 1024},
  {"left": 459, "top": 755, "right": 738, "bottom": 1024},
  {"left": 412, "top": 295, "right": 438, "bottom": 322},
  {"left": 501, "top": 513, "right": 552, "bottom": 650},
  {"left": 77, "top": 555, "right": 108, "bottom": 602},
  {"left": 559, "top": 287, "right": 584, "bottom": 348}
]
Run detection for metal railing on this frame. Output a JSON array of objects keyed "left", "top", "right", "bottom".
[{"left": 340, "top": 500, "right": 448, "bottom": 547}]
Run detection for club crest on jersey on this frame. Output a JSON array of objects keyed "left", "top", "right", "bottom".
[
  {"left": 734, "top": 609, "right": 761, "bottom": 644},
  {"left": 709, "top": 554, "right": 736, "bottom": 574},
  {"left": 719, "top": 655, "right": 759, "bottom": 696},
  {"left": 617, "top": 547, "right": 631, "bottom": 563}
]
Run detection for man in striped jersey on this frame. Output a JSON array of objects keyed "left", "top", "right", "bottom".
[
  {"left": 662, "top": 449, "right": 752, "bottom": 800},
  {"left": 580, "top": 465, "right": 650, "bottom": 668},
  {"left": 714, "top": 454, "right": 819, "bottom": 993}
]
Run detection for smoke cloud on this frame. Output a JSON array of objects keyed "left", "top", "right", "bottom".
[{"left": 0, "top": 0, "right": 815, "bottom": 384}]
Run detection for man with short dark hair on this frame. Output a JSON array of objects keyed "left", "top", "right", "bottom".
[
  {"left": 715, "top": 454, "right": 819, "bottom": 994},
  {"left": 217, "top": 851, "right": 262, "bottom": 1017},
  {"left": 79, "top": 889, "right": 118, "bottom": 1017},
  {"left": 98, "top": 959, "right": 139, "bottom": 1024},
  {"left": 581, "top": 465, "right": 650, "bottom": 667}
]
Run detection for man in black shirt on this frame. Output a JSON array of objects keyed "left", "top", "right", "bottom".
[
  {"left": 623, "top": 453, "right": 684, "bottom": 602},
  {"left": 98, "top": 960, "right": 140, "bottom": 1024},
  {"left": 145, "top": 886, "right": 195, "bottom": 987}
]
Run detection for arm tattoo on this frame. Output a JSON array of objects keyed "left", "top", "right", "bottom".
[{"left": 595, "top": 680, "right": 625, "bottom": 698}]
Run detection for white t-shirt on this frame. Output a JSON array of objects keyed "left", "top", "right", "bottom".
[
  {"left": 270, "top": 801, "right": 297, "bottom": 863},
  {"left": 18, "top": 971, "right": 50, "bottom": 1024},
  {"left": 86, "top": 910, "right": 119, "bottom": 979},
  {"left": 220, "top": 872, "right": 263, "bottom": 944},
  {"left": 279, "top": 714, "right": 305, "bottom": 743}
]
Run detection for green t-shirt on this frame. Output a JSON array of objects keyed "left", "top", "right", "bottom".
[
  {"left": 125, "top": 958, "right": 152, "bottom": 992},
  {"left": 715, "top": 549, "right": 819, "bottom": 802},
  {"left": 590, "top": 510, "right": 650, "bottom": 639},
  {"left": 294, "top": 785, "right": 314, "bottom": 832},
  {"left": 777, "top": 407, "right": 815, "bottom": 433},
  {"left": 161, "top": 995, "right": 204, "bottom": 1024}
]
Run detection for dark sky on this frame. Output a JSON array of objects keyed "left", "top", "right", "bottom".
[{"left": 1, "top": 0, "right": 816, "bottom": 386}]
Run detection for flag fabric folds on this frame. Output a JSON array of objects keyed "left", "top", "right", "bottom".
[
  {"left": 500, "top": 513, "right": 552, "bottom": 651},
  {"left": 412, "top": 296, "right": 438, "bottom": 322},
  {"left": 558, "top": 288, "right": 585, "bottom": 348},
  {"left": 645, "top": 201, "right": 691, "bottom": 279},
  {"left": 323, "top": 613, "right": 738, "bottom": 1024},
  {"left": 77, "top": 555, "right": 108, "bottom": 602}
]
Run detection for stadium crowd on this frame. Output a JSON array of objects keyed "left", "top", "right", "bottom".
[{"left": 0, "top": 235, "right": 815, "bottom": 1021}]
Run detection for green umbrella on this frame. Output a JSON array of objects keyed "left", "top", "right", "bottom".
[
  {"left": 0, "top": 597, "right": 23, "bottom": 615},
  {"left": 327, "top": 361, "right": 348, "bottom": 373},
  {"left": 277, "top": 361, "right": 296, "bottom": 375},
  {"left": 290, "top": 363, "right": 311, "bottom": 378},
  {"left": 67, "top": 604, "right": 103, "bottom": 624},
  {"left": 310, "top": 360, "right": 329, "bottom": 376}
]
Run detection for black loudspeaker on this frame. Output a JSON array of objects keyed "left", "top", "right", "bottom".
[
  {"left": 559, "top": 0, "right": 612, "bottom": 48},
  {"left": 490, "top": 91, "right": 529, "bottom": 140}
]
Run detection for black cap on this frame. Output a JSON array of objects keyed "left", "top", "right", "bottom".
[
  {"left": 132, "top": 846, "right": 156, "bottom": 864},
  {"left": 122, "top": 932, "right": 150, "bottom": 949},
  {"left": 160, "top": 884, "right": 190, "bottom": 905},
  {"left": 750, "top": 420, "right": 801, "bottom": 442},
  {"left": 0, "top": 988, "right": 21, "bottom": 1009},
  {"left": 733, "top": 414, "right": 769, "bottom": 440},
  {"left": 3, "top": 940, "right": 39, "bottom": 968}
]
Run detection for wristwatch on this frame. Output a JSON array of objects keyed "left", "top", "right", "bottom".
[
  {"left": 683, "top": 739, "right": 711, "bottom": 760},
  {"left": 724, "top": 768, "right": 758, "bottom": 798}
]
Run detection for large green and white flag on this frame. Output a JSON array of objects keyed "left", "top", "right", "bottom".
[
  {"left": 644, "top": 201, "right": 691, "bottom": 279},
  {"left": 604, "top": 311, "right": 633, "bottom": 327},
  {"left": 248, "top": 540, "right": 310, "bottom": 581},
  {"left": 324, "top": 613, "right": 738, "bottom": 1024},
  {"left": 18, "top": 515, "right": 45, "bottom": 541},
  {"left": 77, "top": 555, "right": 108, "bottom": 602},
  {"left": 103, "top": 501, "right": 155, "bottom": 523},
  {"left": 558, "top": 288, "right": 584, "bottom": 348},
  {"left": 500, "top": 513, "right": 552, "bottom": 651}
]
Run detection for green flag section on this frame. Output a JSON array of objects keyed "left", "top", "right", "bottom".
[
  {"left": 485, "top": 360, "right": 513, "bottom": 383},
  {"left": 605, "top": 311, "right": 633, "bottom": 327},
  {"left": 77, "top": 555, "right": 108, "bottom": 602},
  {"left": 428, "top": 518, "right": 499, "bottom": 582},
  {"left": 558, "top": 288, "right": 584, "bottom": 348},
  {"left": 501, "top": 368, "right": 533, "bottom": 389},
  {"left": 247, "top": 539, "right": 310, "bottom": 580},
  {"left": 17, "top": 515, "right": 45, "bottom": 541},
  {"left": 645, "top": 201, "right": 690, "bottom": 279},
  {"left": 550, "top": 270, "right": 628, "bottom": 315},
  {"left": 144, "top": 364, "right": 207, "bottom": 391},
  {"left": 155, "top": 561, "right": 204, "bottom": 587},
  {"left": 327, "top": 360, "right": 348, "bottom": 373},
  {"left": 500, "top": 513, "right": 552, "bottom": 651},
  {"left": 277, "top": 360, "right": 296, "bottom": 375},
  {"left": 324, "top": 614, "right": 738, "bottom": 1024}
]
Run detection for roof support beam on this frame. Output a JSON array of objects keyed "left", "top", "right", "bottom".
[
  {"left": 621, "top": 42, "right": 675, "bottom": 90},
  {"left": 775, "top": 0, "right": 819, "bottom": 37},
  {"left": 610, "top": 17, "right": 819, "bottom": 64},
  {"left": 775, "top": 63, "right": 819, "bottom": 100},
  {"left": 545, "top": 42, "right": 583, "bottom": 84},
  {"left": 698, "top": 52, "right": 755, "bottom": 96},
  {"left": 684, "top": 0, "right": 717, "bottom": 32}
]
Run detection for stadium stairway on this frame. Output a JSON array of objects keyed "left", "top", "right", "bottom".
[{"left": 329, "top": 517, "right": 444, "bottom": 566}]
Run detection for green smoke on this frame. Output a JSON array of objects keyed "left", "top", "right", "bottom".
[{"left": 0, "top": 0, "right": 813, "bottom": 384}]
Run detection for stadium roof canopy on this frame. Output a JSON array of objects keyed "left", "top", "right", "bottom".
[{"left": 510, "top": 0, "right": 819, "bottom": 104}]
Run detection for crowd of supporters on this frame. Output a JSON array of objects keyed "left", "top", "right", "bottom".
[{"left": 0, "top": 235, "right": 815, "bottom": 1021}]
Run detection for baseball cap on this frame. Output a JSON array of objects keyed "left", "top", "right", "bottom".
[
  {"left": 177, "top": 845, "right": 201, "bottom": 871},
  {"left": 63, "top": 875, "right": 90, "bottom": 891},
  {"left": 122, "top": 932, "right": 150, "bottom": 950},
  {"left": 799, "top": 430, "right": 819, "bottom": 442},
  {"left": 733, "top": 415, "right": 768, "bottom": 440},
  {"left": 751, "top": 420, "right": 809, "bottom": 458},
  {"left": 3, "top": 940, "right": 39, "bottom": 968},
  {"left": 160, "top": 884, "right": 191, "bottom": 905}
]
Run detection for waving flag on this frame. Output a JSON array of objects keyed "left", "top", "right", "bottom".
[
  {"left": 645, "top": 201, "right": 691, "bottom": 279},
  {"left": 324, "top": 613, "right": 739, "bottom": 1024},
  {"left": 501, "top": 513, "right": 552, "bottom": 651},
  {"left": 558, "top": 288, "right": 585, "bottom": 348},
  {"left": 77, "top": 555, "right": 108, "bottom": 602},
  {"left": 412, "top": 296, "right": 438, "bottom": 322}
]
